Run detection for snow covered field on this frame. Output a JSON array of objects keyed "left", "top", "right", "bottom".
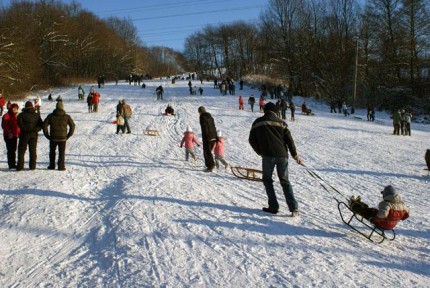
[{"left": 1, "top": 78, "right": 429, "bottom": 287}]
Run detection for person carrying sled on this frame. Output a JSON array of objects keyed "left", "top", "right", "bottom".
[
  {"left": 180, "top": 125, "right": 200, "bottom": 161},
  {"left": 349, "top": 185, "right": 409, "bottom": 230},
  {"left": 249, "top": 102, "right": 303, "bottom": 217}
]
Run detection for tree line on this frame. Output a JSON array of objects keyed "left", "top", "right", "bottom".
[
  {"left": 0, "top": 0, "right": 185, "bottom": 99},
  {"left": 184, "top": 0, "right": 430, "bottom": 113}
]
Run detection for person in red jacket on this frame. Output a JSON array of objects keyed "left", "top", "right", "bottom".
[
  {"left": 0, "top": 94, "right": 6, "bottom": 116},
  {"left": 1, "top": 103, "right": 20, "bottom": 169},
  {"left": 349, "top": 185, "right": 409, "bottom": 230}
]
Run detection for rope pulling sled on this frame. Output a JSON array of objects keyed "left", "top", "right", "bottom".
[{"left": 304, "top": 166, "right": 396, "bottom": 243}]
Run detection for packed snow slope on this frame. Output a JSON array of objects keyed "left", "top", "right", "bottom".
[{"left": 0, "top": 78, "right": 429, "bottom": 287}]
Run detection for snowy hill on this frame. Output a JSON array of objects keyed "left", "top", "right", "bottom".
[{"left": 1, "top": 78, "right": 429, "bottom": 287}]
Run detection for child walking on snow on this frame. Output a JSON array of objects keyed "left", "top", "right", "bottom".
[
  {"left": 180, "top": 126, "right": 200, "bottom": 161},
  {"left": 116, "top": 114, "right": 125, "bottom": 134},
  {"left": 212, "top": 130, "right": 229, "bottom": 169}
]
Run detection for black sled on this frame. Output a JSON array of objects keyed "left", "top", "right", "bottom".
[{"left": 337, "top": 200, "right": 395, "bottom": 244}]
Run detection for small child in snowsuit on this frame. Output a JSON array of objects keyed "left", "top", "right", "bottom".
[
  {"left": 212, "top": 130, "right": 229, "bottom": 169},
  {"left": 116, "top": 114, "right": 125, "bottom": 134},
  {"left": 180, "top": 126, "right": 200, "bottom": 161}
]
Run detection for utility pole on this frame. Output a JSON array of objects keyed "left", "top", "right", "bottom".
[{"left": 352, "top": 37, "right": 359, "bottom": 114}]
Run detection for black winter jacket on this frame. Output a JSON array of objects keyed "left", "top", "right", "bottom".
[
  {"left": 43, "top": 108, "right": 75, "bottom": 142},
  {"left": 17, "top": 108, "right": 43, "bottom": 139},
  {"left": 199, "top": 112, "right": 217, "bottom": 142},
  {"left": 249, "top": 111, "right": 298, "bottom": 158}
]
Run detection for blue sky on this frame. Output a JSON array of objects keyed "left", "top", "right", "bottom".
[{"left": 1, "top": 0, "right": 267, "bottom": 51}]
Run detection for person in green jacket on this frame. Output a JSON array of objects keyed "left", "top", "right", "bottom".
[
  {"left": 392, "top": 110, "right": 401, "bottom": 135},
  {"left": 43, "top": 101, "right": 75, "bottom": 171}
]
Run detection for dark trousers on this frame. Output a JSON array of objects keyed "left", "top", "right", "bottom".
[
  {"left": 17, "top": 135, "right": 38, "bottom": 170},
  {"left": 202, "top": 139, "right": 215, "bottom": 169},
  {"left": 116, "top": 125, "right": 125, "bottom": 134},
  {"left": 4, "top": 137, "right": 18, "bottom": 168},
  {"left": 350, "top": 202, "right": 378, "bottom": 220},
  {"left": 262, "top": 157, "right": 298, "bottom": 212},
  {"left": 49, "top": 140, "right": 66, "bottom": 170}
]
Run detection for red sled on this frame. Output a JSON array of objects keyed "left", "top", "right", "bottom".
[{"left": 111, "top": 120, "right": 117, "bottom": 124}]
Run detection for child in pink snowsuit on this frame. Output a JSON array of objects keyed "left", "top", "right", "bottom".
[
  {"left": 212, "top": 130, "right": 229, "bottom": 169},
  {"left": 180, "top": 126, "right": 200, "bottom": 161}
]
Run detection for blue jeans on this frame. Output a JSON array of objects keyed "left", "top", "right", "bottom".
[{"left": 262, "top": 157, "right": 298, "bottom": 212}]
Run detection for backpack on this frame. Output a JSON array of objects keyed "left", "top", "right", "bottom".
[{"left": 123, "top": 104, "right": 132, "bottom": 118}]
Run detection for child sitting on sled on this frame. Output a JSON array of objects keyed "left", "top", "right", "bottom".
[
  {"left": 180, "top": 126, "right": 200, "bottom": 161},
  {"left": 348, "top": 185, "right": 409, "bottom": 230},
  {"left": 212, "top": 130, "right": 229, "bottom": 169}
]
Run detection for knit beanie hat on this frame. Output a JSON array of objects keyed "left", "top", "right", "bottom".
[
  {"left": 264, "top": 102, "right": 278, "bottom": 113},
  {"left": 217, "top": 130, "right": 222, "bottom": 137},
  {"left": 10, "top": 103, "right": 19, "bottom": 110},
  {"left": 25, "top": 101, "right": 33, "bottom": 108},
  {"left": 381, "top": 185, "right": 396, "bottom": 197},
  {"left": 186, "top": 125, "right": 192, "bottom": 132},
  {"left": 56, "top": 101, "right": 64, "bottom": 110}
]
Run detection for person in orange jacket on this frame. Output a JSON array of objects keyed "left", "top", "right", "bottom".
[
  {"left": 259, "top": 96, "right": 265, "bottom": 112},
  {"left": 239, "top": 96, "right": 245, "bottom": 110},
  {"left": 92, "top": 90, "right": 101, "bottom": 112}
]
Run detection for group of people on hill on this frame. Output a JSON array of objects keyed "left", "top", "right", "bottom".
[
  {"left": 85, "top": 86, "right": 101, "bottom": 113},
  {"left": 2, "top": 97, "right": 75, "bottom": 171},
  {"left": 2, "top": 81, "right": 410, "bottom": 230},
  {"left": 392, "top": 108, "right": 413, "bottom": 136},
  {"left": 179, "top": 101, "right": 409, "bottom": 226}
]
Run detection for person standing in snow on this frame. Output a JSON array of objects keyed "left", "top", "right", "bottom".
[
  {"left": 249, "top": 102, "right": 303, "bottom": 217},
  {"left": 348, "top": 185, "right": 409, "bottom": 230},
  {"left": 198, "top": 106, "right": 217, "bottom": 172},
  {"left": 238, "top": 96, "right": 245, "bottom": 110},
  {"left": 289, "top": 100, "right": 296, "bottom": 121},
  {"left": 43, "top": 101, "right": 75, "bottom": 171},
  {"left": 2, "top": 103, "right": 20, "bottom": 169},
  {"left": 16, "top": 101, "right": 43, "bottom": 171},
  {"left": 0, "top": 93, "right": 5, "bottom": 116},
  {"left": 34, "top": 96, "right": 42, "bottom": 114},
  {"left": 180, "top": 125, "right": 200, "bottom": 161},
  {"left": 78, "top": 85, "right": 85, "bottom": 101},
  {"left": 212, "top": 130, "right": 229, "bottom": 169},
  {"left": 121, "top": 100, "right": 132, "bottom": 134},
  {"left": 248, "top": 95, "right": 255, "bottom": 112}
]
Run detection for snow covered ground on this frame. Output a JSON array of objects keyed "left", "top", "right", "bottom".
[{"left": 1, "top": 78, "right": 429, "bottom": 287}]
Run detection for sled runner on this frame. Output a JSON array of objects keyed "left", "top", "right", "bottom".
[
  {"left": 337, "top": 200, "right": 395, "bottom": 244},
  {"left": 143, "top": 129, "right": 160, "bottom": 136},
  {"left": 231, "top": 166, "right": 263, "bottom": 181}
]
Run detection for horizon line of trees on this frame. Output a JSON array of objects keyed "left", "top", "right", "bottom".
[
  {"left": 0, "top": 0, "right": 186, "bottom": 99},
  {"left": 184, "top": 0, "right": 430, "bottom": 113}
]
